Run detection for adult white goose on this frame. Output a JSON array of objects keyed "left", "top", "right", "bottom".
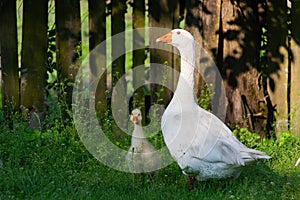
[
  {"left": 156, "top": 29, "right": 271, "bottom": 187},
  {"left": 126, "top": 108, "right": 161, "bottom": 173}
]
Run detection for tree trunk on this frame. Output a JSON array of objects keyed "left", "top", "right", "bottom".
[
  {"left": 149, "top": 0, "right": 180, "bottom": 107},
  {"left": 132, "top": 0, "right": 146, "bottom": 123},
  {"left": 266, "top": 0, "right": 289, "bottom": 135},
  {"left": 0, "top": 0, "right": 19, "bottom": 120},
  {"left": 21, "top": 0, "right": 48, "bottom": 129},
  {"left": 221, "top": 0, "right": 268, "bottom": 135},
  {"left": 111, "top": 0, "right": 127, "bottom": 137},
  {"left": 290, "top": 1, "right": 300, "bottom": 135},
  {"left": 88, "top": 0, "right": 107, "bottom": 121},
  {"left": 55, "top": 0, "right": 82, "bottom": 110}
]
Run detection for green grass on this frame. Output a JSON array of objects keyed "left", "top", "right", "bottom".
[{"left": 0, "top": 109, "right": 299, "bottom": 199}]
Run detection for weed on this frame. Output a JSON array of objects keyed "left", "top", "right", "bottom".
[
  {"left": 233, "top": 126, "right": 262, "bottom": 149},
  {"left": 196, "top": 83, "right": 214, "bottom": 111}
]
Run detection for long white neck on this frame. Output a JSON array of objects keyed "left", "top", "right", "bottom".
[{"left": 173, "top": 42, "right": 196, "bottom": 104}]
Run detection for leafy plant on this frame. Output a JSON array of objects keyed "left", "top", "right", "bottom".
[
  {"left": 154, "top": 61, "right": 169, "bottom": 104},
  {"left": 196, "top": 83, "right": 214, "bottom": 111},
  {"left": 233, "top": 127, "right": 262, "bottom": 148},
  {"left": 278, "top": 131, "right": 291, "bottom": 147}
]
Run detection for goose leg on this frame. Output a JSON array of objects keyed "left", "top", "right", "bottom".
[{"left": 188, "top": 176, "right": 195, "bottom": 190}]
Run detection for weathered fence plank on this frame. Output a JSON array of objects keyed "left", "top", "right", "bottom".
[
  {"left": 290, "top": 1, "right": 300, "bottom": 135},
  {"left": 111, "top": 0, "right": 127, "bottom": 137},
  {"left": 55, "top": 0, "right": 82, "bottom": 109},
  {"left": 201, "top": 0, "right": 228, "bottom": 122},
  {"left": 88, "top": 0, "right": 107, "bottom": 119},
  {"left": 132, "top": 0, "right": 146, "bottom": 123},
  {"left": 149, "top": 0, "right": 180, "bottom": 107},
  {"left": 185, "top": 0, "right": 227, "bottom": 121},
  {"left": 221, "top": 0, "right": 267, "bottom": 135},
  {"left": 0, "top": 0, "right": 19, "bottom": 115},
  {"left": 21, "top": 0, "right": 48, "bottom": 119},
  {"left": 266, "top": 0, "right": 289, "bottom": 134},
  {"left": 185, "top": 0, "right": 205, "bottom": 100}
]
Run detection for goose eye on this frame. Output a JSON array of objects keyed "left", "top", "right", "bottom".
[
  {"left": 177, "top": 31, "right": 181, "bottom": 35},
  {"left": 138, "top": 113, "right": 140, "bottom": 116}
]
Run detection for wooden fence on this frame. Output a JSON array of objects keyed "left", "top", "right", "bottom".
[{"left": 0, "top": 0, "right": 299, "bottom": 136}]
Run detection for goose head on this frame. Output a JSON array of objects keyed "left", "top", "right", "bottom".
[
  {"left": 156, "top": 29, "right": 194, "bottom": 47},
  {"left": 156, "top": 29, "right": 195, "bottom": 66},
  {"left": 130, "top": 108, "right": 142, "bottom": 125}
]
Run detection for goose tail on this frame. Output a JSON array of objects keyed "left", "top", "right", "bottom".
[{"left": 241, "top": 148, "right": 271, "bottom": 164}]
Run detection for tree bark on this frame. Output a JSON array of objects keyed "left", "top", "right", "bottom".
[
  {"left": 20, "top": 0, "right": 48, "bottom": 129},
  {"left": 55, "top": 0, "right": 82, "bottom": 110},
  {"left": 88, "top": 0, "right": 107, "bottom": 120},
  {"left": 0, "top": 0, "right": 19, "bottom": 118}
]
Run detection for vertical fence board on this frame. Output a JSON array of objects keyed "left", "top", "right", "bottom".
[
  {"left": 149, "top": 0, "right": 179, "bottom": 107},
  {"left": 0, "top": 0, "right": 19, "bottom": 114},
  {"left": 290, "top": 1, "right": 300, "bottom": 135},
  {"left": 132, "top": 0, "right": 146, "bottom": 123},
  {"left": 266, "top": 0, "right": 289, "bottom": 134},
  {"left": 201, "top": 0, "right": 227, "bottom": 121},
  {"left": 55, "top": 0, "right": 82, "bottom": 109},
  {"left": 88, "top": 0, "right": 107, "bottom": 120},
  {"left": 111, "top": 0, "right": 127, "bottom": 137},
  {"left": 221, "top": 0, "right": 267, "bottom": 134},
  {"left": 21, "top": 0, "right": 48, "bottom": 115},
  {"left": 184, "top": 0, "right": 206, "bottom": 106},
  {"left": 172, "top": 2, "right": 180, "bottom": 98}
]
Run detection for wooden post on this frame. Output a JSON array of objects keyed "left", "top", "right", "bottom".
[
  {"left": 266, "top": 0, "right": 289, "bottom": 134},
  {"left": 290, "top": 0, "right": 300, "bottom": 135},
  {"left": 149, "top": 0, "right": 180, "bottom": 107},
  {"left": 88, "top": 0, "right": 107, "bottom": 121},
  {"left": 221, "top": 0, "right": 268, "bottom": 134},
  {"left": 184, "top": 0, "right": 204, "bottom": 100},
  {"left": 55, "top": 0, "right": 82, "bottom": 110},
  {"left": 0, "top": 0, "right": 19, "bottom": 117},
  {"left": 21, "top": 0, "right": 48, "bottom": 129},
  {"left": 111, "top": 0, "right": 127, "bottom": 137},
  {"left": 132, "top": 0, "right": 146, "bottom": 123},
  {"left": 185, "top": 0, "right": 226, "bottom": 121}
]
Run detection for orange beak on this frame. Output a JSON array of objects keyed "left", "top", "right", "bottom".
[
  {"left": 156, "top": 31, "right": 172, "bottom": 43},
  {"left": 132, "top": 115, "right": 139, "bottom": 124}
]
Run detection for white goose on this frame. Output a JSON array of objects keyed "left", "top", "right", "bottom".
[
  {"left": 126, "top": 108, "right": 161, "bottom": 173},
  {"left": 156, "top": 29, "right": 271, "bottom": 187}
]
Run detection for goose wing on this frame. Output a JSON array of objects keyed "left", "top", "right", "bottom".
[
  {"left": 162, "top": 104, "right": 270, "bottom": 167},
  {"left": 188, "top": 106, "right": 271, "bottom": 166}
]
